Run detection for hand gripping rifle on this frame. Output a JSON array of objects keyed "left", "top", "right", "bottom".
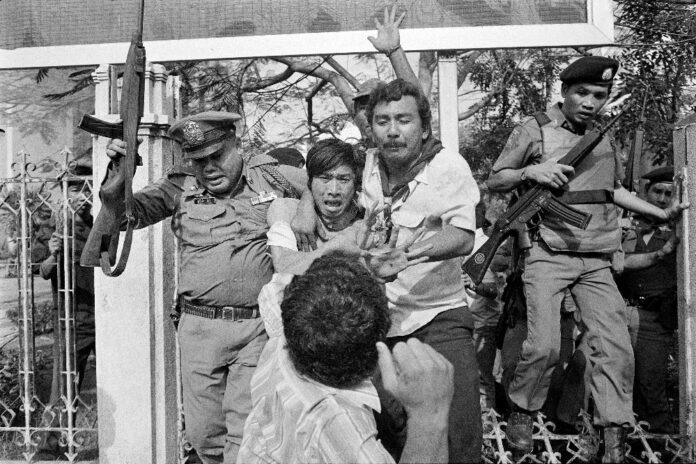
[
  {"left": 79, "top": 0, "right": 145, "bottom": 277},
  {"left": 463, "top": 106, "right": 630, "bottom": 285}
]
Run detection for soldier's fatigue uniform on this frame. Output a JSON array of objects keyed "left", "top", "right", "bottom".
[
  {"left": 491, "top": 103, "right": 635, "bottom": 426},
  {"left": 616, "top": 216, "right": 677, "bottom": 432},
  {"left": 125, "top": 153, "right": 303, "bottom": 463}
]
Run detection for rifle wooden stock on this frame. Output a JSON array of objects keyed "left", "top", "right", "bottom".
[
  {"left": 79, "top": 206, "right": 121, "bottom": 267},
  {"left": 463, "top": 108, "right": 630, "bottom": 285}
]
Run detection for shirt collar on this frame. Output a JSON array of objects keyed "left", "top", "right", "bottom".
[
  {"left": 548, "top": 103, "right": 594, "bottom": 135},
  {"left": 366, "top": 148, "right": 432, "bottom": 193}
]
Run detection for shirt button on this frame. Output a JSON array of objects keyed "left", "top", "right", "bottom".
[{"left": 249, "top": 179, "right": 253, "bottom": 184}]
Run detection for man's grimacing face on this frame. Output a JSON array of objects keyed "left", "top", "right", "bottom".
[
  {"left": 310, "top": 164, "right": 357, "bottom": 223},
  {"left": 371, "top": 96, "right": 428, "bottom": 168},
  {"left": 191, "top": 136, "right": 244, "bottom": 196}
]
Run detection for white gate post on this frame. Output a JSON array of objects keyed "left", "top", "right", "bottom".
[
  {"left": 91, "top": 62, "right": 179, "bottom": 464},
  {"left": 673, "top": 113, "right": 696, "bottom": 461},
  {"left": 437, "top": 51, "right": 460, "bottom": 152}
]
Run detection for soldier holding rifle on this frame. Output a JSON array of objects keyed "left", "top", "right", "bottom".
[
  {"left": 486, "top": 56, "right": 688, "bottom": 463},
  {"left": 99, "top": 112, "right": 305, "bottom": 464}
]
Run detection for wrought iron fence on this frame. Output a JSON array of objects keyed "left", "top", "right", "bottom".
[
  {"left": 1, "top": 150, "right": 693, "bottom": 464},
  {"left": 481, "top": 409, "right": 690, "bottom": 464},
  {"left": 0, "top": 150, "right": 97, "bottom": 463}
]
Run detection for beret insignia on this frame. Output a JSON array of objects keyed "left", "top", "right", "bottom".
[{"left": 601, "top": 68, "right": 613, "bottom": 81}]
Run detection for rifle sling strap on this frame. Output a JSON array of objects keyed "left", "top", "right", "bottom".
[{"left": 558, "top": 189, "right": 613, "bottom": 204}]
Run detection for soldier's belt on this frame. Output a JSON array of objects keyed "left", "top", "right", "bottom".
[{"left": 180, "top": 299, "right": 260, "bottom": 320}]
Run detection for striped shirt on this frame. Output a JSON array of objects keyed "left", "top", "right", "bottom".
[{"left": 238, "top": 273, "right": 395, "bottom": 464}]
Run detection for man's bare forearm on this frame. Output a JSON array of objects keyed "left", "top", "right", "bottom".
[
  {"left": 416, "top": 225, "right": 474, "bottom": 261},
  {"left": 399, "top": 417, "right": 448, "bottom": 464}
]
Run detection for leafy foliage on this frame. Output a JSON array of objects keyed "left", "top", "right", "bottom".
[{"left": 613, "top": 0, "right": 696, "bottom": 165}]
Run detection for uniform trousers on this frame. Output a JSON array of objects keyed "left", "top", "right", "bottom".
[
  {"left": 178, "top": 312, "right": 268, "bottom": 464},
  {"left": 626, "top": 306, "right": 674, "bottom": 433},
  {"left": 508, "top": 241, "right": 634, "bottom": 426},
  {"left": 374, "top": 307, "right": 482, "bottom": 464}
]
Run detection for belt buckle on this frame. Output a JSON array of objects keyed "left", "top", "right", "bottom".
[{"left": 222, "top": 306, "right": 237, "bottom": 321}]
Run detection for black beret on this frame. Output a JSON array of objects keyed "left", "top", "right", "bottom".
[
  {"left": 560, "top": 56, "right": 619, "bottom": 85},
  {"left": 641, "top": 166, "right": 674, "bottom": 183},
  {"left": 267, "top": 148, "right": 305, "bottom": 168}
]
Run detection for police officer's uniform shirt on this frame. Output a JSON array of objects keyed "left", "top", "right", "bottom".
[{"left": 128, "top": 154, "right": 306, "bottom": 307}]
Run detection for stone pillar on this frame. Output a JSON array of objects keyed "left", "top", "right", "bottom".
[
  {"left": 437, "top": 51, "right": 459, "bottom": 152},
  {"left": 673, "top": 113, "right": 696, "bottom": 461},
  {"left": 91, "top": 63, "right": 179, "bottom": 464}
]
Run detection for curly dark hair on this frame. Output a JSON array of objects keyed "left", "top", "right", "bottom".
[
  {"left": 281, "top": 252, "right": 391, "bottom": 388},
  {"left": 305, "top": 138, "right": 364, "bottom": 190},
  {"left": 365, "top": 78, "right": 431, "bottom": 134}
]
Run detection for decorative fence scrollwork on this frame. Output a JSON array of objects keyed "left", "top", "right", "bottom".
[{"left": 0, "top": 150, "right": 97, "bottom": 463}]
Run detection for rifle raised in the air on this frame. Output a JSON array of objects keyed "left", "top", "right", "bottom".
[
  {"left": 79, "top": 0, "right": 146, "bottom": 277},
  {"left": 463, "top": 107, "right": 630, "bottom": 285}
]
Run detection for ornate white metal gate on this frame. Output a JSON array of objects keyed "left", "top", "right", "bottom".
[{"left": 0, "top": 150, "right": 97, "bottom": 462}]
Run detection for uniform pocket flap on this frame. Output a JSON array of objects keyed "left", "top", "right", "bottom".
[{"left": 186, "top": 204, "right": 226, "bottom": 222}]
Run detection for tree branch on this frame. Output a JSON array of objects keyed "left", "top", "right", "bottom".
[
  {"left": 271, "top": 57, "right": 356, "bottom": 116},
  {"left": 322, "top": 56, "right": 361, "bottom": 90},
  {"left": 241, "top": 67, "right": 295, "bottom": 92}
]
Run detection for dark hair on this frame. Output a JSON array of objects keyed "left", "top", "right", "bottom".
[
  {"left": 281, "top": 253, "right": 391, "bottom": 388},
  {"left": 365, "top": 79, "right": 431, "bottom": 134},
  {"left": 306, "top": 138, "right": 364, "bottom": 190}
]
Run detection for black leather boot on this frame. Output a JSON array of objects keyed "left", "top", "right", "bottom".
[{"left": 507, "top": 411, "right": 534, "bottom": 457}]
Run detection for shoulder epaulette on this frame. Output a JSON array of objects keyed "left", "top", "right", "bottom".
[
  {"left": 532, "top": 111, "right": 552, "bottom": 128},
  {"left": 166, "top": 164, "right": 197, "bottom": 189}
]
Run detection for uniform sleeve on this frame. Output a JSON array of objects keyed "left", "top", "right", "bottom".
[
  {"left": 129, "top": 177, "right": 182, "bottom": 228},
  {"left": 275, "top": 165, "right": 308, "bottom": 196},
  {"left": 491, "top": 122, "right": 539, "bottom": 173}
]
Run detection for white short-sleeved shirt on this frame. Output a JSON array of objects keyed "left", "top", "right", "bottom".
[{"left": 359, "top": 146, "right": 480, "bottom": 337}]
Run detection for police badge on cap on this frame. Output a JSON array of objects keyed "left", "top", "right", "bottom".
[
  {"left": 560, "top": 56, "right": 620, "bottom": 86},
  {"left": 168, "top": 111, "right": 241, "bottom": 160}
]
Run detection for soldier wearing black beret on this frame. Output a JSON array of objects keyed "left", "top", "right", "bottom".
[
  {"left": 487, "top": 56, "right": 688, "bottom": 462},
  {"left": 616, "top": 165, "right": 678, "bottom": 434}
]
